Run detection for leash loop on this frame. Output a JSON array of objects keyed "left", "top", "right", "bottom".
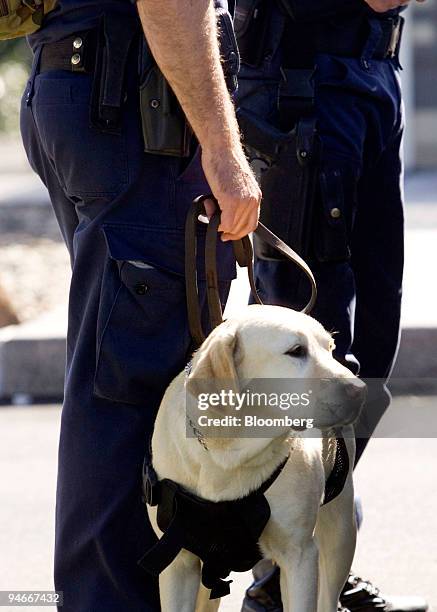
[
  {"left": 185, "top": 194, "right": 318, "bottom": 347},
  {"left": 184, "top": 196, "right": 207, "bottom": 347}
]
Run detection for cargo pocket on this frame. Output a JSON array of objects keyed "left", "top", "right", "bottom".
[
  {"left": 94, "top": 226, "right": 190, "bottom": 405},
  {"left": 314, "top": 168, "right": 357, "bottom": 263}
]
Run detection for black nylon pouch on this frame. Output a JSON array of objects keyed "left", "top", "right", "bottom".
[
  {"left": 253, "top": 117, "right": 320, "bottom": 260},
  {"left": 138, "top": 3, "right": 239, "bottom": 156},
  {"left": 90, "top": 14, "right": 140, "bottom": 134},
  {"left": 238, "top": 65, "right": 319, "bottom": 260},
  {"left": 139, "top": 37, "right": 193, "bottom": 157}
]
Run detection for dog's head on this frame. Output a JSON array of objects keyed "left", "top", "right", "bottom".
[{"left": 186, "top": 305, "right": 366, "bottom": 432}]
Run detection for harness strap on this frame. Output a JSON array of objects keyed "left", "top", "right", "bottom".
[
  {"left": 138, "top": 503, "right": 185, "bottom": 576},
  {"left": 257, "top": 455, "right": 289, "bottom": 495},
  {"left": 185, "top": 195, "right": 318, "bottom": 348},
  {"left": 139, "top": 455, "right": 289, "bottom": 597}
]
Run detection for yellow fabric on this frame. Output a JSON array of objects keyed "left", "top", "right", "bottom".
[{"left": 0, "top": 0, "right": 57, "bottom": 40}]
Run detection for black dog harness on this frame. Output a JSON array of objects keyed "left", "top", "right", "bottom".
[{"left": 139, "top": 437, "right": 349, "bottom": 599}]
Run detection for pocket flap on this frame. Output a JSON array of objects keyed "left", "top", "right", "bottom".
[{"left": 102, "top": 223, "right": 236, "bottom": 281}]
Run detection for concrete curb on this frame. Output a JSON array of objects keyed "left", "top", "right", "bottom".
[
  {"left": 0, "top": 308, "right": 66, "bottom": 403},
  {"left": 0, "top": 317, "right": 436, "bottom": 402},
  {"left": 0, "top": 172, "right": 50, "bottom": 210},
  {"left": 0, "top": 337, "right": 65, "bottom": 402}
]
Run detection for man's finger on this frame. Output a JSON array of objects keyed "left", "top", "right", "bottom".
[
  {"left": 203, "top": 198, "right": 218, "bottom": 219},
  {"left": 221, "top": 210, "right": 259, "bottom": 242},
  {"left": 219, "top": 202, "right": 251, "bottom": 235},
  {"left": 220, "top": 203, "right": 253, "bottom": 237},
  {"left": 218, "top": 207, "right": 238, "bottom": 234}
]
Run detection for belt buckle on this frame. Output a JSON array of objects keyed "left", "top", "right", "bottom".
[{"left": 387, "top": 18, "right": 402, "bottom": 58}]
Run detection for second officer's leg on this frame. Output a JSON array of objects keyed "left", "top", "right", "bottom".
[{"left": 350, "top": 128, "right": 404, "bottom": 462}]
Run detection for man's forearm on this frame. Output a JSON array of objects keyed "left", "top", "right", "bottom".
[
  {"left": 136, "top": 0, "right": 261, "bottom": 242},
  {"left": 136, "top": 0, "right": 241, "bottom": 153}
]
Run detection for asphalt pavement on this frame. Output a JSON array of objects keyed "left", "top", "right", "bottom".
[{"left": 0, "top": 402, "right": 436, "bottom": 612}]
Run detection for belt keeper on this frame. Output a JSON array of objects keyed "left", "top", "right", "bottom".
[{"left": 89, "top": 15, "right": 139, "bottom": 133}]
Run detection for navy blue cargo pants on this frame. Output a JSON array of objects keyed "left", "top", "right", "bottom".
[
  {"left": 20, "top": 52, "right": 235, "bottom": 611},
  {"left": 237, "top": 12, "right": 404, "bottom": 463}
]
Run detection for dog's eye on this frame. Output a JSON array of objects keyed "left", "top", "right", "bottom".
[{"left": 285, "top": 344, "right": 307, "bottom": 359}]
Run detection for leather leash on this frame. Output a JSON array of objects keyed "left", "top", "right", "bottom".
[{"left": 185, "top": 194, "right": 318, "bottom": 348}]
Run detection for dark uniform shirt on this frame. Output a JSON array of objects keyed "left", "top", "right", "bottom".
[{"left": 28, "top": 0, "right": 137, "bottom": 50}]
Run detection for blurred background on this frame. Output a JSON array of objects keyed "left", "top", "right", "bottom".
[{"left": 0, "top": 4, "right": 436, "bottom": 611}]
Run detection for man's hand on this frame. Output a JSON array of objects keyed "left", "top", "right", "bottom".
[
  {"left": 201, "top": 147, "right": 261, "bottom": 241},
  {"left": 364, "top": 0, "right": 425, "bottom": 12},
  {"left": 137, "top": 0, "right": 261, "bottom": 240}
]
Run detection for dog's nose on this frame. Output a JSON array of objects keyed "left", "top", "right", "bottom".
[{"left": 344, "top": 379, "right": 367, "bottom": 402}]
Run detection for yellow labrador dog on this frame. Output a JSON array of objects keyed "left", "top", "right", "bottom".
[{"left": 148, "top": 305, "right": 366, "bottom": 612}]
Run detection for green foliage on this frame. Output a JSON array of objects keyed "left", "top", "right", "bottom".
[{"left": 0, "top": 39, "right": 31, "bottom": 133}]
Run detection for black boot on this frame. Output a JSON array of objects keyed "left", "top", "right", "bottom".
[
  {"left": 241, "top": 566, "right": 428, "bottom": 612},
  {"left": 340, "top": 574, "right": 428, "bottom": 612}
]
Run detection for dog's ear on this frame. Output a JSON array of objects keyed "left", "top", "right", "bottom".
[{"left": 186, "top": 322, "right": 240, "bottom": 402}]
